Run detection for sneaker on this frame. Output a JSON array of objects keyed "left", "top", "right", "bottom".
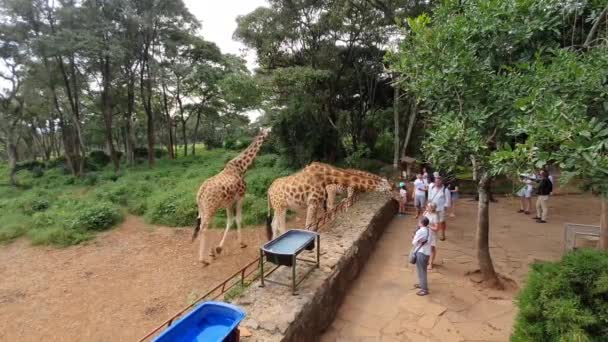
[
  {"left": 532, "top": 216, "right": 540, "bottom": 220},
  {"left": 517, "top": 209, "right": 524, "bottom": 213},
  {"left": 537, "top": 220, "right": 547, "bottom": 223},
  {"left": 524, "top": 211, "right": 530, "bottom": 215}
]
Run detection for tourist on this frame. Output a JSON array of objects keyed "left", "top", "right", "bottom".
[
  {"left": 447, "top": 177, "right": 459, "bottom": 217},
  {"left": 422, "top": 167, "right": 430, "bottom": 186},
  {"left": 428, "top": 175, "right": 451, "bottom": 240},
  {"left": 399, "top": 182, "right": 407, "bottom": 215},
  {"left": 412, "top": 216, "right": 431, "bottom": 296},
  {"left": 533, "top": 170, "right": 553, "bottom": 223},
  {"left": 424, "top": 202, "right": 439, "bottom": 270},
  {"left": 517, "top": 175, "right": 533, "bottom": 215},
  {"left": 413, "top": 173, "right": 427, "bottom": 218}
]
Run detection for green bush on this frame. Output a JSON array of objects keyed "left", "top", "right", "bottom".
[
  {"left": 31, "top": 166, "right": 44, "bottom": 178},
  {"left": 255, "top": 154, "right": 279, "bottom": 168},
  {"left": 146, "top": 190, "right": 198, "bottom": 227},
  {"left": 512, "top": 249, "right": 608, "bottom": 341},
  {"left": 28, "top": 227, "right": 92, "bottom": 247},
  {"left": 88, "top": 150, "right": 111, "bottom": 167},
  {"left": 69, "top": 202, "right": 123, "bottom": 231}
]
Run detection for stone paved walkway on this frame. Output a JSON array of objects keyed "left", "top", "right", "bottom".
[{"left": 321, "top": 194, "right": 600, "bottom": 342}]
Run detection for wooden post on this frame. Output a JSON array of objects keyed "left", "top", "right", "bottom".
[{"left": 600, "top": 197, "right": 608, "bottom": 250}]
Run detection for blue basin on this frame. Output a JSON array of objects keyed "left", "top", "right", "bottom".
[{"left": 152, "top": 301, "right": 246, "bottom": 342}]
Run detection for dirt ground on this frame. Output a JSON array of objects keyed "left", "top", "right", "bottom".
[
  {"left": 0, "top": 216, "right": 276, "bottom": 342},
  {"left": 0, "top": 194, "right": 601, "bottom": 342},
  {"left": 322, "top": 193, "right": 602, "bottom": 341}
]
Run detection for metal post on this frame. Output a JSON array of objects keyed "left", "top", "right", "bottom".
[
  {"left": 259, "top": 249, "right": 265, "bottom": 287},
  {"left": 292, "top": 254, "right": 297, "bottom": 295},
  {"left": 316, "top": 234, "right": 320, "bottom": 268}
]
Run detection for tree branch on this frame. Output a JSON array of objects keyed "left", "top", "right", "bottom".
[{"left": 584, "top": 5, "right": 608, "bottom": 48}]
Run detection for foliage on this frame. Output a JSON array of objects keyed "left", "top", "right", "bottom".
[
  {"left": 70, "top": 202, "right": 123, "bottom": 232},
  {"left": 513, "top": 249, "right": 608, "bottom": 341},
  {"left": 0, "top": 148, "right": 293, "bottom": 246}
]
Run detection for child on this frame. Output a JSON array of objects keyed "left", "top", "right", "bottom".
[
  {"left": 399, "top": 182, "right": 407, "bottom": 215},
  {"left": 412, "top": 217, "right": 431, "bottom": 296},
  {"left": 517, "top": 176, "right": 533, "bottom": 215}
]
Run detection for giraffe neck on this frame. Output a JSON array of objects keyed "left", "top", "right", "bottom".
[
  {"left": 224, "top": 133, "right": 268, "bottom": 176},
  {"left": 305, "top": 163, "right": 385, "bottom": 192}
]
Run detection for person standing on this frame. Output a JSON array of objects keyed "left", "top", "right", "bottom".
[
  {"left": 424, "top": 202, "right": 439, "bottom": 270},
  {"left": 447, "top": 178, "right": 459, "bottom": 217},
  {"left": 398, "top": 182, "right": 408, "bottom": 215},
  {"left": 533, "top": 170, "right": 553, "bottom": 223},
  {"left": 517, "top": 176, "right": 533, "bottom": 215},
  {"left": 428, "top": 175, "right": 451, "bottom": 240},
  {"left": 412, "top": 217, "right": 431, "bottom": 296},
  {"left": 413, "top": 173, "right": 427, "bottom": 218}
]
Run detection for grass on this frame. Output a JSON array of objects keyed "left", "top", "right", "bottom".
[{"left": 0, "top": 149, "right": 293, "bottom": 247}]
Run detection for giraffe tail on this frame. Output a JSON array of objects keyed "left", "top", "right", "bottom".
[
  {"left": 266, "top": 193, "right": 273, "bottom": 241},
  {"left": 192, "top": 215, "right": 202, "bottom": 242}
]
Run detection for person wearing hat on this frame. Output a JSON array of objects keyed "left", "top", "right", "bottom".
[{"left": 398, "top": 181, "right": 408, "bottom": 215}]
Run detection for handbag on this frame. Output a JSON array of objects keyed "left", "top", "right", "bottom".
[{"left": 409, "top": 227, "right": 430, "bottom": 264}]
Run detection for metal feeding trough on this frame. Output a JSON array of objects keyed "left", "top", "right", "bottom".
[{"left": 260, "top": 229, "right": 320, "bottom": 295}]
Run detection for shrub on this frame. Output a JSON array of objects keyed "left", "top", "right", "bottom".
[
  {"left": 15, "top": 160, "right": 45, "bottom": 172},
  {"left": 31, "top": 166, "right": 44, "bottom": 178},
  {"left": 245, "top": 172, "right": 275, "bottom": 197},
  {"left": 83, "top": 173, "right": 98, "bottom": 186},
  {"left": 146, "top": 190, "right": 198, "bottom": 227},
  {"left": 69, "top": 202, "right": 123, "bottom": 231},
  {"left": 31, "top": 198, "right": 50, "bottom": 212},
  {"left": 134, "top": 147, "right": 167, "bottom": 159},
  {"left": 0, "top": 214, "right": 29, "bottom": 243},
  {"left": 512, "top": 249, "right": 608, "bottom": 341},
  {"left": 28, "top": 227, "right": 92, "bottom": 246},
  {"left": 255, "top": 154, "right": 279, "bottom": 168},
  {"left": 88, "top": 150, "right": 111, "bottom": 167}
]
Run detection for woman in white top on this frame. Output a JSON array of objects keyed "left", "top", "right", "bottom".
[
  {"left": 412, "top": 217, "right": 431, "bottom": 296},
  {"left": 423, "top": 202, "right": 439, "bottom": 270}
]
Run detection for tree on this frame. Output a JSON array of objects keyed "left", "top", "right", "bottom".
[{"left": 391, "top": 0, "right": 581, "bottom": 287}]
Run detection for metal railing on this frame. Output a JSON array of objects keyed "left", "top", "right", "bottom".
[{"left": 137, "top": 193, "right": 365, "bottom": 341}]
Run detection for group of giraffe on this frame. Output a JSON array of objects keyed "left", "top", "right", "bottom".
[{"left": 192, "top": 128, "right": 394, "bottom": 266}]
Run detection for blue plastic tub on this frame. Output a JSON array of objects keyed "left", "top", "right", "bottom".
[{"left": 152, "top": 301, "right": 246, "bottom": 342}]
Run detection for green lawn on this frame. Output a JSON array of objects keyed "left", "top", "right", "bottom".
[{"left": 0, "top": 150, "right": 293, "bottom": 246}]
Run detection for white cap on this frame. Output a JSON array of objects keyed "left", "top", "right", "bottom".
[{"left": 433, "top": 171, "right": 440, "bottom": 177}]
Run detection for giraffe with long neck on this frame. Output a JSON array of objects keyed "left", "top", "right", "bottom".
[
  {"left": 266, "top": 162, "right": 393, "bottom": 240},
  {"left": 325, "top": 168, "right": 385, "bottom": 210},
  {"left": 192, "top": 128, "right": 271, "bottom": 265}
]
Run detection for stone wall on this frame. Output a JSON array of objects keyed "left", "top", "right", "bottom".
[{"left": 236, "top": 193, "right": 398, "bottom": 342}]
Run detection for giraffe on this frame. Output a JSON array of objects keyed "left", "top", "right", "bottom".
[
  {"left": 192, "top": 128, "right": 271, "bottom": 265},
  {"left": 266, "top": 162, "right": 393, "bottom": 240},
  {"left": 325, "top": 169, "right": 385, "bottom": 210}
]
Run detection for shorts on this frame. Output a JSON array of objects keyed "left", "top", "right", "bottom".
[
  {"left": 437, "top": 210, "right": 446, "bottom": 223},
  {"left": 415, "top": 195, "right": 426, "bottom": 208},
  {"left": 524, "top": 188, "right": 533, "bottom": 198},
  {"left": 451, "top": 191, "right": 459, "bottom": 200},
  {"left": 430, "top": 230, "right": 437, "bottom": 247}
]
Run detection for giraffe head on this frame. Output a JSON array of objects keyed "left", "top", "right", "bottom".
[{"left": 376, "top": 177, "right": 394, "bottom": 194}]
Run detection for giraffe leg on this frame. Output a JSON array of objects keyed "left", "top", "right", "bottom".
[
  {"left": 305, "top": 203, "right": 318, "bottom": 231},
  {"left": 327, "top": 188, "right": 336, "bottom": 211},
  {"left": 198, "top": 218, "right": 211, "bottom": 266},
  {"left": 216, "top": 206, "right": 233, "bottom": 255},
  {"left": 276, "top": 208, "right": 287, "bottom": 237},
  {"left": 235, "top": 197, "right": 247, "bottom": 248}
]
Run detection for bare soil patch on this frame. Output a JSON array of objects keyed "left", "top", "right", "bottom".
[{"left": 0, "top": 216, "right": 271, "bottom": 342}]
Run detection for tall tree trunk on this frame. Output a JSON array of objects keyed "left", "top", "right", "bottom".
[
  {"left": 477, "top": 173, "right": 500, "bottom": 286},
  {"left": 401, "top": 99, "right": 417, "bottom": 159},
  {"left": 140, "top": 40, "right": 155, "bottom": 167},
  {"left": 101, "top": 57, "right": 119, "bottom": 173},
  {"left": 393, "top": 82, "right": 399, "bottom": 169},
  {"left": 125, "top": 70, "right": 136, "bottom": 166},
  {"left": 600, "top": 196, "right": 608, "bottom": 250},
  {"left": 160, "top": 81, "right": 175, "bottom": 159},
  {"left": 181, "top": 120, "right": 187, "bottom": 157},
  {"left": 7, "top": 139, "right": 18, "bottom": 186},
  {"left": 192, "top": 111, "right": 201, "bottom": 155}
]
